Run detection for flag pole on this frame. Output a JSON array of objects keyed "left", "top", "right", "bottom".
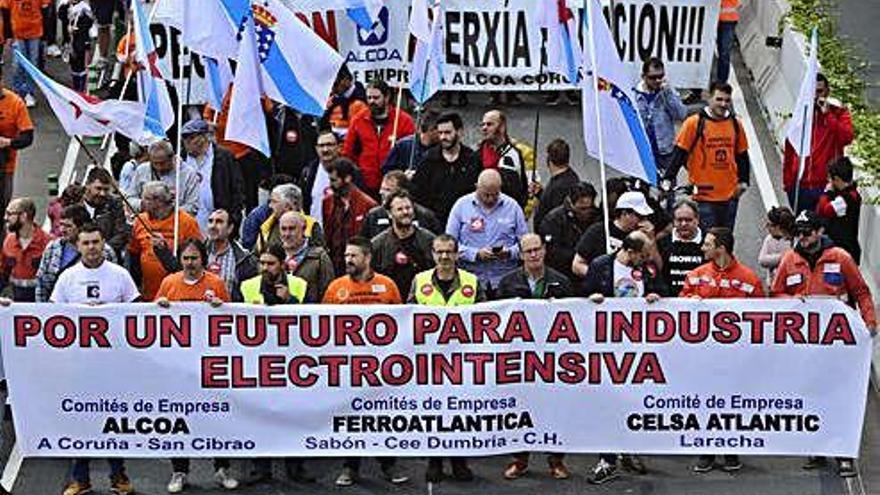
[
  {"left": 172, "top": 43, "right": 188, "bottom": 257},
  {"left": 406, "top": 38, "right": 436, "bottom": 171},
  {"left": 393, "top": 12, "right": 420, "bottom": 148},
  {"left": 793, "top": 101, "right": 809, "bottom": 211},
  {"left": 585, "top": 0, "right": 611, "bottom": 254},
  {"left": 531, "top": 32, "right": 548, "bottom": 185}
]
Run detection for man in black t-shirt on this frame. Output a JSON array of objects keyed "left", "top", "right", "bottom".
[
  {"left": 571, "top": 191, "right": 653, "bottom": 282},
  {"left": 371, "top": 190, "right": 435, "bottom": 295},
  {"left": 657, "top": 199, "right": 704, "bottom": 295}
]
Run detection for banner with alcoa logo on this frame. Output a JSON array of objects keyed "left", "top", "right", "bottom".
[
  {"left": 0, "top": 299, "right": 869, "bottom": 458},
  {"left": 300, "top": 0, "right": 720, "bottom": 91}
]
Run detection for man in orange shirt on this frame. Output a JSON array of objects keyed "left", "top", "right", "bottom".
[
  {"left": 2, "top": 0, "right": 50, "bottom": 105},
  {"left": 154, "top": 238, "right": 239, "bottom": 493},
  {"left": 322, "top": 236, "right": 409, "bottom": 487},
  {"left": 716, "top": 0, "right": 739, "bottom": 84},
  {"left": 0, "top": 68, "right": 34, "bottom": 220},
  {"left": 129, "top": 181, "right": 202, "bottom": 301},
  {"left": 664, "top": 81, "right": 750, "bottom": 232},
  {"left": 679, "top": 226, "right": 763, "bottom": 474}
]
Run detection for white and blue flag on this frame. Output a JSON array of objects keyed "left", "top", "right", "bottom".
[
  {"left": 226, "top": 15, "right": 271, "bottom": 156},
  {"left": 409, "top": 0, "right": 445, "bottom": 104},
  {"left": 580, "top": 0, "right": 657, "bottom": 184},
  {"left": 132, "top": 0, "right": 176, "bottom": 140}
]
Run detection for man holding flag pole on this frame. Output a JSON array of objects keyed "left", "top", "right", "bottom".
[{"left": 783, "top": 29, "right": 854, "bottom": 214}]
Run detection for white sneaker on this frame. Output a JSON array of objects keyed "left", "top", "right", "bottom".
[
  {"left": 24, "top": 94, "right": 36, "bottom": 108},
  {"left": 47, "top": 44, "right": 61, "bottom": 57},
  {"left": 213, "top": 468, "right": 239, "bottom": 490},
  {"left": 167, "top": 472, "right": 187, "bottom": 493}
]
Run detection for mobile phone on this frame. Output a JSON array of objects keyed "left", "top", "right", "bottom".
[{"left": 492, "top": 246, "right": 503, "bottom": 254}]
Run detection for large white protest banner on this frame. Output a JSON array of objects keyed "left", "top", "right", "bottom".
[
  {"left": 1, "top": 299, "right": 870, "bottom": 458},
  {"left": 298, "top": 0, "right": 720, "bottom": 91}
]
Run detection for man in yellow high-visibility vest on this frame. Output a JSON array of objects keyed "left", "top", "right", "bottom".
[{"left": 408, "top": 234, "right": 485, "bottom": 482}]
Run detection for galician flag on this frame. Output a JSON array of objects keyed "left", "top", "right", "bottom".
[
  {"left": 14, "top": 50, "right": 148, "bottom": 140},
  {"left": 132, "top": 0, "right": 175, "bottom": 140},
  {"left": 409, "top": 0, "right": 445, "bottom": 104},
  {"left": 580, "top": 0, "right": 657, "bottom": 184},
  {"left": 226, "top": 15, "right": 271, "bottom": 157},
  {"left": 537, "top": 0, "right": 582, "bottom": 83}
]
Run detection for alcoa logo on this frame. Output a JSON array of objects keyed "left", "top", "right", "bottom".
[{"left": 356, "top": 7, "right": 389, "bottom": 46}]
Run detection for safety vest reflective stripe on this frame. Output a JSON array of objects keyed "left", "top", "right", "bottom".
[
  {"left": 240, "top": 274, "right": 308, "bottom": 304},
  {"left": 414, "top": 269, "right": 478, "bottom": 306}
]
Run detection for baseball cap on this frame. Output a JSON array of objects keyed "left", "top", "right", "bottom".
[
  {"left": 181, "top": 119, "right": 210, "bottom": 137},
  {"left": 615, "top": 191, "right": 653, "bottom": 216},
  {"left": 794, "top": 210, "right": 823, "bottom": 234}
]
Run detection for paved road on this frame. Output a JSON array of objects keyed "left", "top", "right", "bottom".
[
  {"left": 0, "top": 48, "right": 866, "bottom": 495},
  {"left": 836, "top": 0, "right": 880, "bottom": 106}
]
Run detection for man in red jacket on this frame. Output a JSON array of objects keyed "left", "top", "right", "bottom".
[
  {"left": 323, "top": 159, "right": 378, "bottom": 275},
  {"left": 342, "top": 79, "right": 414, "bottom": 197},
  {"left": 771, "top": 210, "right": 875, "bottom": 478},
  {"left": 783, "top": 73, "right": 854, "bottom": 213}
]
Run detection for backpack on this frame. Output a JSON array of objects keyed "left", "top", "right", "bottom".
[{"left": 688, "top": 111, "right": 741, "bottom": 154}]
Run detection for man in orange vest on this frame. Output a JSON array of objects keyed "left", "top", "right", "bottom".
[{"left": 717, "top": 0, "right": 739, "bottom": 83}]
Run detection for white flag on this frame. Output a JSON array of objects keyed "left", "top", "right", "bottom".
[
  {"left": 785, "top": 28, "right": 818, "bottom": 164},
  {"left": 226, "top": 15, "right": 271, "bottom": 157}
]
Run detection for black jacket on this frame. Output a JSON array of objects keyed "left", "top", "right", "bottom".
[
  {"left": 370, "top": 227, "right": 435, "bottom": 295},
  {"left": 206, "top": 144, "right": 246, "bottom": 228},
  {"left": 89, "top": 196, "right": 130, "bottom": 258},
  {"left": 583, "top": 253, "right": 666, "bottom": 297},
  {"left": 411, "top": 145, "right": 481, "bottom": 225},
  {"left": 495, "top": 266, "right": 573, "bottom": 300},
  {"left": 360, "top": 203, "right": 441, "bottom": 239},
  {"left": 537, "top": 203, "right": 601, "bottom": 278},
  {"left": 534, "top": 168, "right": 581, "bottom": 228}
]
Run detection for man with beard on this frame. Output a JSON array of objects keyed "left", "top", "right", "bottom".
[
  {"left": 323, "top": 159, "right": 378, "bottom": 275},
  {"left": 205, "top": 208, "right": 257, "bottom": 298},
  {"left": 238, "top": 242, "right": 313, "bottom": 485},
  {"left": 583, "top": 230, "right": 663, "bottom": 484},
  {"left": 371, "top": 190, "right": 435, "bottom": 295},
  {"left": 301, "top": 129, "right": 341, "bottom": 224},
  {"left": 278, "top": 210, "right": 334, "bottom": 303},
  {"left": 342, "top": 79, "right": 414, "bottom": 197},
  {"left": 81, "top": 167, "right": 130, "bottom": 257},
  {"left": 155, "top": 238, "right": 236, "bottom": 493},
  {"left": 771, "top": 210, "right": 875, "bottom": 477},
  {"left": 478, "top": 110, "right": 529, "bottom": 206},
  {"left": 322, "top": 237, "right": 409, "bottom": 487},
  {"left": 411, "top": 112, "right": 481, "bottom": 225},
  {"left": 538, "top": 182, "right": 599, "bottom": 280},
  {"left": 0, "top": 197, "right": 50, "bottom": 302},
  {"left": 360, "top": 170, "right": 440, "bottom": 239}
]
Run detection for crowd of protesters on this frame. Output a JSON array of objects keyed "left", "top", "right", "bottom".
[{"left": 0, "top": 0, "right": 873, "bottom": 493}]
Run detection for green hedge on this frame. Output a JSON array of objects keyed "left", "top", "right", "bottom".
[{"left": 786, "top": 0, "right": 880, "bottom": 198}]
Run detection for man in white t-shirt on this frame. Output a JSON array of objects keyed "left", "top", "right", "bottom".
[
  {"left": 581, "top": 230, "right": 665, "bottom": 485},
  {"left": 51, "top": 224, "right": 140, "bottom": 305},
  {"left": 45, "top": 224, "right": 138, "bottom": 495}
]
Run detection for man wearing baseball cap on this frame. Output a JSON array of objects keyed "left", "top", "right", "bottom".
[
  {"left": 770, "top": 209, "right": 876, "bottom": 477},
  {"left": 571, "top": 190, "right": 654, "bottom": 281},
  {"left": 180, "top": 118, "right": 246, "bottom": 233}
]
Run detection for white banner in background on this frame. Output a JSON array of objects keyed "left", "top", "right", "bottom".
[
  {"left": 297, "top": 0, "right": 720, "bottom": 91},
  {"left": 1, "top": 299, "right": 870, "bottom": 458}
]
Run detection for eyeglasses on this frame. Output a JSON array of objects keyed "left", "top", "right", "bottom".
[{"left": 646, "top": 73, "right": 665, "bottom": 80}]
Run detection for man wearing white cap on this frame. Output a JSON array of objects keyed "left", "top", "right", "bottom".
[{"left": 571, "top": 190, "right": 654, "bottom": 280}]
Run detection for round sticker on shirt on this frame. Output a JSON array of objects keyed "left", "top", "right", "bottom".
[
  {"left": 421, "top": 284, "right": 434, "bottom": 296},
  {"left": 395, "top": 251, "right": 410, "bottom": 265},
  {"left": 285, "top": 130, "right": 299, "bottom": 144},
  {"left": 461, "top": 285, "right": 475, "bottom": 298},
  {"left": 207, "top": 261, "right": 221, "bottom": 274},
  {"left": 469, "top": 217, "right": 485, "bottom": 233},
  {"left": 631, "top": 269, "right": 644, "bottom": 282},
  {"left": 336, "top": 287, "right": 349, "bottom": 301},
  {"left": 204, "top": 289, "right": 216, "bottom": 302}
]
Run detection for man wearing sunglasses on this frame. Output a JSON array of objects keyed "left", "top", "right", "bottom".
[{"left": 635, "top": 57, "right": 688, "bottom": 189}]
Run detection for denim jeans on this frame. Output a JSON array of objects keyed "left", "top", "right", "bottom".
[
  {"left": 71, "top": 458, "right": 125, "bottom": 483},
  {"left": 716, "top": 21, "right": 737, "bottom": 84},
  {"left": 12, "top": 38, "right": 42, "bottom": 97},
  {"left": 698, "top": 198, "right": 739, "bottom": 232}
]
